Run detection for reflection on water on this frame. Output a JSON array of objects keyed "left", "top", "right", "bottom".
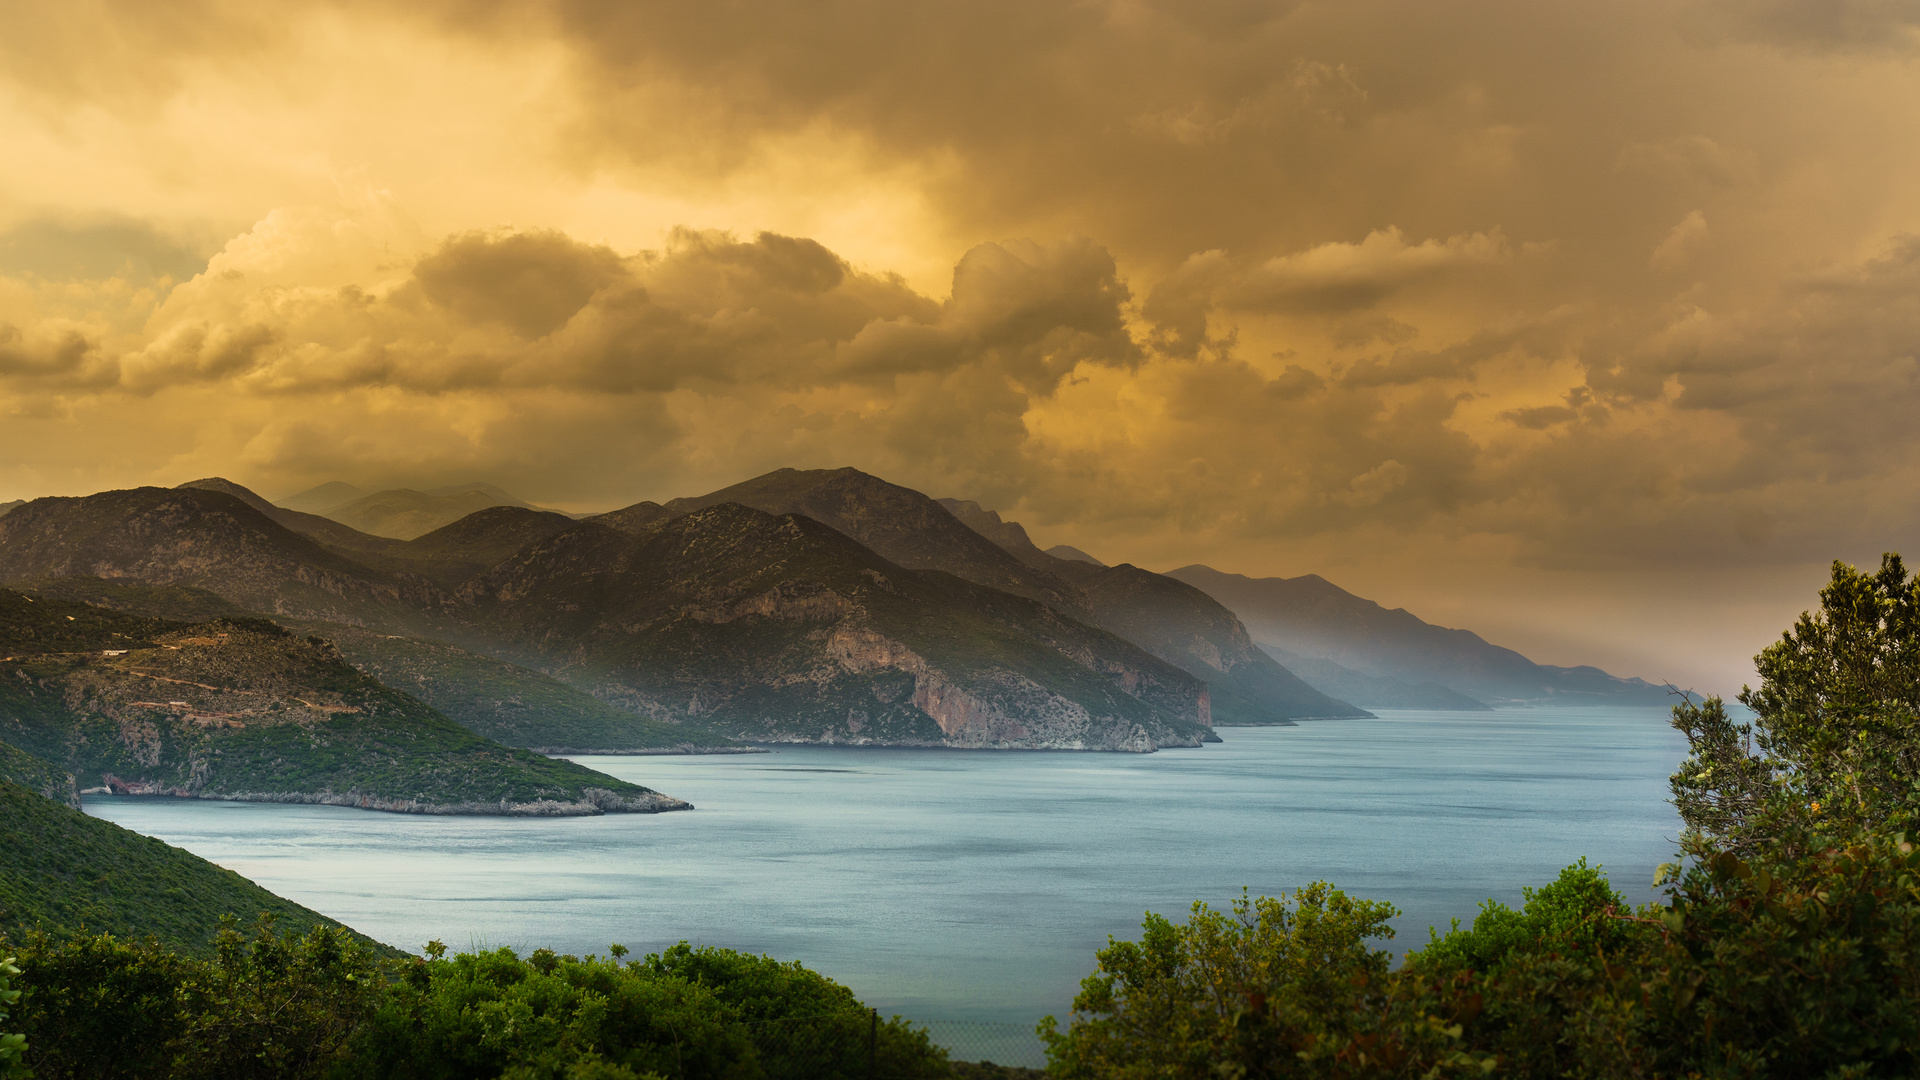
[{"left": 85, "top": 708, "right": 1686, "bottom": 1032}]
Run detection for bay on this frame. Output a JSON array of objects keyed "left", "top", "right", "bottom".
[{"left": 84, "top": 707, "right": 1686, "bottom": 1058}]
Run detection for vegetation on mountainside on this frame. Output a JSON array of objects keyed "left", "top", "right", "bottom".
[
  {"left": 0, "top": 740, "right": 76, "bottom": 808},
  {"left": 469, "top": 506, "right": 1217, "bottom": 749},
  {"left": 14, "top": 579, "right": 726, "bottom": 755},
  {"left": 1043, "top": 554, "right": 1920, "bottom": 1078},
  {"left": 0, "top": 591, "right": 683, "bottom": 814},
  {"left": 285, "top": 621, "right": 733, "bottom": 753},
  {"left": 0, "top": 780, "right": 363, "bottom": 953},
  {"left": 0, "top": 487, "right": 438, "bottom": 629}
]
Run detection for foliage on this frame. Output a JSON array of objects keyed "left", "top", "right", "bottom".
[
  {"left": 8, "top": 917, "right": 380, "bottom": 1080},
  {"left": 0, "top": 955, "right": 25, "bottom": 1080},
  {"left": 0, "top": 779, "right": 359, "bottom": 952},
  {"left": 1671, "top": 553, "right": 1920, "bottom": 856},
  {"left": 5, "top": 925, "right": 950, "bottom": 1080},
  {"left": 1047, "top": 853, "right": 1920, "bottom": 1077},
  {"left": 299, "top": 621, "right": 729, "bottom": 753},
  {"left": 1414, "top": 858, "right": 1629, "bottom": 975},
  {"left": 352, "top": 940, "right": 947, "bottom": 1080},
  {"left": 1040, "top": 883, "right": 1497, "bottom": 1078}
]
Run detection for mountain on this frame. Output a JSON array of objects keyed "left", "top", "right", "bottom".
[
  {"left": 355, "top": 505, "right": 580, "bottom": 589},
  {"left": 656, "top": 469, "right": 1090, "bottom": 616},
  {"left": 1256, "top": 645, "right": 1493, "bottom": 712},
  {"left": 0, "top": 486, "right": 439, "bottom": 627},
  {"left": 0, "top": 484, "right": 1218, "bottom": 752},
  {"left": 1048, "top": 545, "right": 1106, "bottom": 566},
  {"left": 15, "top": 575, "right": 730, "bottom": 756},
  {"left": 178, "top": 477, "right": 404, "bottom": 556},
  {"left": 460, "top": 503, "right": 1218, "bottom": 751},
  {"left": 318, "top": 484, "right": 547, "bottom": 540},
  {"left": 937, "top": 497, "right": 1367, "bottom": 723},
  {"left": 0, "top": 499, "right": 22, "bottom": 518},
  {"left": 0, "top": 589, "right": 688, "bottom": 814},
  {"left": 1167, "top": 565, "right": 1673, "bottom": 707},
  {"left": 1060, "top": 563, "right": 1369, "bottom": 722},
  {"left": 284, "top": 620, "right": 742, "bottom": 754},
  {"left": 276, "top": 480, "right": 369, "bottom": 514},
  {"left": 0, "top": 778, "right": 380, "bottom": 953},
  {"left": 593, "top": 500, "right": 674, "bottom": 534}
]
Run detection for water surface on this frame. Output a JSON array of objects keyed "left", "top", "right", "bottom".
[{"left": 86, "top": 708, "right": 1686, "bottom": 1034}]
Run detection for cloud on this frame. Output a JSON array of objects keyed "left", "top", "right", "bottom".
[
  {"left": 413, "top": 231, "right": 626, "bottom": 339},
  {"left": 7, "top": 0, "right": 1920, "bottom": 688},
  {"left": 1651, "top": 211, "right": 1709, "bottom": 272}
]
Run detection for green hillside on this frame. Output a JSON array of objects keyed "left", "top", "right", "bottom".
[
  {"left": 0, "top": 780, "right": 378, "bottom": 955},
  {"left": 295, "top": 621, "right": 742, "bottom": 753},
  {"left": 0, "top": 740, "right": 76, "bottom": 808},
  {"left": 16, "top": 578, "right": 727, "bottom": 755},
  {"left": 0, "top": 590, "right": 689, "bottom": 815}
]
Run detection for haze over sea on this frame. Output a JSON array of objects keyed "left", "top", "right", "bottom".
[{"left": 86, "top": 707, "right": 1685, "bottom": 1029}]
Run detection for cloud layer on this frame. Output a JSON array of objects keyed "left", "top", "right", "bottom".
[{"left": 4, "top": 0, "right": 1920, "bottom": 688}]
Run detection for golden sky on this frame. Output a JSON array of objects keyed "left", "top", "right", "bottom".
[{"left": 5, "top": 0, "right": 1920, "bottom": 692}]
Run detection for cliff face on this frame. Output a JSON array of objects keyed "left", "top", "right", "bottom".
[
  {"left": 0, "top": 593, "right": 687, "bottom": 815},
  {"left": 461, "top": 505, "right": 1214, "bottom": 751}
]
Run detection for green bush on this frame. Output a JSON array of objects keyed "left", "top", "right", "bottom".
[
  {"left": 0, "top": 954, "right": 25, "bottom": 1080},
  {"left": 10, "top": 915, "right": 379, "bottom": 1080},
  {"left": 5, "top": 923, "right": 950, "bottom": 1080},
  {"left": 350, "top": 941, "right": 947, "bottom": 1080}
]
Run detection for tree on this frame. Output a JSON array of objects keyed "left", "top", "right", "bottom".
[{"left": 1671, "top": 553, "right": 1920, "bottom": 856}]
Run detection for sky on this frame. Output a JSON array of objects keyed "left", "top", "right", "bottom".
[{"left": 4, "top": 0, "right": 1920, "bottom": 694}]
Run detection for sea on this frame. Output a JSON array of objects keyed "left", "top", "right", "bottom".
[{"left": 84, "top": 707, "right": 1688, "bottom": 1066}]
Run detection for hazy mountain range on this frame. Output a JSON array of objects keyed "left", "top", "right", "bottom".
[{"left": 0, "top": 465, "right": 1671, "bottom": 810}]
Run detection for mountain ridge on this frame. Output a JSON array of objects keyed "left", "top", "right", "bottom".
[{"left": 1167, "top": 564, "right": 1671, "bottom": 707}]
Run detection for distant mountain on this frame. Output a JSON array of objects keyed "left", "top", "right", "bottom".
[
  {"left": 0, "top": 589, "right": 687, "bottom": 814},
  {"left": 1167, "top": 565, "right": 1672, "bottom": 707},
  {"left": 1048, "top": 545, "right": 1106, "bottom": 566},
  {"left": 0, "top": 498, "right": 22, "bottom": 518},
  {"left": 276, "top": 480, "right": 369, "bottom": 514},
  {"left": 1256, "top": 645, "right": 1493, "bottom": 711},
  {"left": 357, "top": 505, "right": 580, "bottom": 589},
  {"left": 0, "top": 777, "right": 384, "bottom": 953},
  {"left": 461, "top": 503, "right": 1218, "bottom": 750},
  {"left": 937, "top": 497, "right": 1367, "bottom": 722},
  {"left": 594, "top": 500, "right": 673, "bottom": 533},
  {"left": 178, "top": 477, "right": 403, "bottom": 556},
  {"left": 320, "top": 486, "right": 540, "bottom": 540}
]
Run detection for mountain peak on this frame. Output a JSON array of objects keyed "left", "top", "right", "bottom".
[
  {"left": 177, "top": 477, "right": 277, "bottom": 516},
  {"left": 275, "top": 480, "right": 368, "bottom": 515},
  {"left": 664, "top": 468, "right": 1089, "bottom": 615}
]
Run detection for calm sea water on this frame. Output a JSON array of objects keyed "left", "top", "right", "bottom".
[{"left": 85, "top": 708, "right": 1686, "bottom": 1039}]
